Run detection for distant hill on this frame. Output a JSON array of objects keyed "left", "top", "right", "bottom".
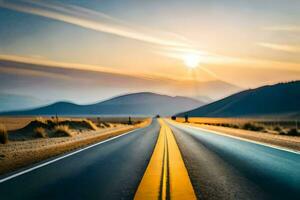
[
  {"left": 1, "top": 92, "right": 204, "bottom": 116},
  {"left": 177, "top": 81, "right": 300, "bottom": 119}
]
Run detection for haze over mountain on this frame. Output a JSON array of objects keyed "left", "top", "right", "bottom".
[
  {"left": 1, "top": 92, "right": 204, "bottom": 116},
  {"left": 177, "top": 81, "right": 300, "bottom": 119},
  {"left": 0, "top": 59, "right": 241, "bottom": 104},
  {"left": 0, "top": 93, "right": 48, "bottom": 112}
]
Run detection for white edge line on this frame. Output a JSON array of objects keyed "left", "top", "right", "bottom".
[
  {"left": 167, "top": 120, "right": 300, "bottom": 155},
  {"left": 0, "top": 128, "right": 142, "bottom": 183}
]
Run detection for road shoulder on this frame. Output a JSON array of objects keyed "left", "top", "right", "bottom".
[{"left": 172, "top": 121, "right": 300, "bottom": 152}]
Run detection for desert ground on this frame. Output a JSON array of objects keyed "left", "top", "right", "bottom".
[{"left": 0, "top": 116, "right": 149, "bottom": 175}]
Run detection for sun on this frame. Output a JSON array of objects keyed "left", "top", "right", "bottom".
[{"left": 183, "top": 54, "right": 200, "bottom": 69}]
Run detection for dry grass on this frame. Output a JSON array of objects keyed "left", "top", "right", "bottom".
[
  {"left": 34, "top": 127, "right": 48, "bottom": 138},
  {"left": 174, "top": 117, "right": 299, "bottom": 136},
  {"left": 4, "top": 118, "right": 101, "bottom": 141},
  {"left": 0, "top": 118, "right": 151, "bottom": 175},
  {"left": 0, "top": 124, "right": 8, "bottom": 144},
  {"left": 82, "top": 119, "right": 98, "bottom": 130},
  {"left": 53, "top": 125, "right": 73, "bottom": 137}
]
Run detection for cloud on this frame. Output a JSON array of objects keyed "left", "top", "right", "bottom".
[
  {"left": 0, "top": 54, "right": 134, "bottom": 76},
  {"left": 0, "top": 0, "right": 190, "bottom": 47},
  {"left": 0, "top": 64, "right": 71, "bottom": 80},
  {"left": 264, "top": 25, "right": 300, "bottom": 32},
  {"left": 257, "top": 42, "right": 300, "bottom": 53},
  {"left": 0, "top": 54, "right": 192, "bottom": 82}
]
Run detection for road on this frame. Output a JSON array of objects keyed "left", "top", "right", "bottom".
[
  {"left": 167, "top": 120, "right": 300, "bottom": 200},
  {"left": 1, "top": 118, "right": 300, "bottom": 200},
  {"left": 0, "top": 119, "right": 160, "bottom": 200}
]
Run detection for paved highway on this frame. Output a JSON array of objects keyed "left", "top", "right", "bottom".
[
  {"left": 167, "top": 120, "right": 300, "bottom": 200},
  {"left": 1, "top": 119, "right": 300, "bottom": 200},
  {"left": 0, "top": 119, "right": 160, "bottom": 200}
]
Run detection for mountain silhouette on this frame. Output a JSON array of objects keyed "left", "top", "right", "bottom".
[
  {"left": 177, "top": 81, "right": 300, "bottom": 118},
  {"left": 1, "top": 92, "right": 204, "bottom": 116}
]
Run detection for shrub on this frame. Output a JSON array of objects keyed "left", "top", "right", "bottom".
[
  {"left": 53, "top": 125, "right": 73, "bottom": 137},
  {"left": 101, "top": 122, "right": 110, "bottom": 128},
  {"left": 286, "top": 128, "right": 299, "bottom": 136},
  {"left": 46, "top": 119, "right": 56, "bottom": 128},
  {"left": 242, "top": 123, "right": 265, "bottom": 132},
  {"left": 34, "top": 127, "right": 48, "bottom": 138},
  {"left": 82, "top": 120, "right": 98, "bottom": 130},
  {"left": 221, "top": 123, "right": 232, "bottom": 128},
  {"left": 279, "top": 131, "right": 286, "bottom": 135},
  {"left": 0, "top": 124, "right": 8, "bottom": 144},
  {"left": 231, "top": 124, "right": 240, "bottom": 129},
  {"left": 273, "top": 126, "right": 282, "bottom": 132}
]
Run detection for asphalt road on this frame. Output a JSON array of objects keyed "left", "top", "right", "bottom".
[
  {"left": 0, "top": 119, "right": 160, "bottom": 200},
  {"left": 168, "top": 121, "right": 300, "bottom": 200}
]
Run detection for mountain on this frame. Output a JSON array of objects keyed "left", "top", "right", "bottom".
[
  {"left": 177, "top": 81, "right": 300, "bottom": 118},
  {"left": 1, "top": 92, "right": 204, "bottom": 116},
  {"left": 0, "top": 93, "right": 47, "bottom": 112}
]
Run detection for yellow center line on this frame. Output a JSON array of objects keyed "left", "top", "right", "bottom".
[
  {"left": 164, "top": 120, "right": 196, "bottom": 200},
  {"left": 134, "top": 121, "right": 166, "bottom": 200},
  {"left": 161, "top": 125, "right": 168, "bottom": 200},
  {"left": 134, "top": 119, "right": 196, "bottom": 200}
]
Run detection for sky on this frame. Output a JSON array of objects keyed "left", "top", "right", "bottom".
[{"left": 0, "top": 0, "right": 299, "bottom": 103}]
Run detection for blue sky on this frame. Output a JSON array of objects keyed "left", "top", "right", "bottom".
[{"left": 0, "top": 0, "right": 299, "bottom": 103}]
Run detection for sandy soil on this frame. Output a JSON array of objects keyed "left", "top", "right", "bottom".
[
  {"left": 186, "top": 123, "right": 300, "bottom": 151},
  {"left": 0, "top": 117, "right": 36, "bottom": 131},
  {"left": 0, "top": 119, "right": 150, "bottom": 175}
]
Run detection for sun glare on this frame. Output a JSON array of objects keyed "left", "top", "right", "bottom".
[{"left": 183, "top": 54, "right": 200, "bottom": 69}]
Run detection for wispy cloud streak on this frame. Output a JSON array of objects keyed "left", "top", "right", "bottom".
[
  {"left": 264, "top": 25, "right": 300, "bottom": 32},
  {"left": 0, "top": 0, "right": 190, "bottom": 47},
  {"left": 257, "top": 43, "right": 300, "bottom": 53}
]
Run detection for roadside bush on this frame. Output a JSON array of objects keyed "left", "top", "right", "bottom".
[
  {"left": 0, "top": 124, "right": 8, "bottom": 144},
  {"left": 53, "top": 125, "right": 73, "bottom": 137},
  {"left": 46, "top": 119, "right": 56, "bottom": 128},
  {"left": 83, "top": 119, "right": 98, "bottom": 130},
  {"left": 279, "top": 130, "right": 286, "bottom": 135},
  {"left": 34, "top": 127, "right": 48, "bottom": 138},
  {"left": 101, "top": 122, "right": 110, "bottom": 128},
  {"left": 286, "top": 128, "right": 299, "bottom": 136},
  {"left": 273, "top": 126, "right": 282, "bottom": 132},
  {"left": 231, "top": 124, "right": 240, "bottom": 129},
  {"left": 242, "top": 123, "right": 265, "bottom": 132},
  {"left": 57, "top": 119, "right": 98, "bottom": 131}
]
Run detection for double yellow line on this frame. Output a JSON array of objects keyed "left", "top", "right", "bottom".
[{"left": 134, "top": 119, "right": 196, "bottom": 200}]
